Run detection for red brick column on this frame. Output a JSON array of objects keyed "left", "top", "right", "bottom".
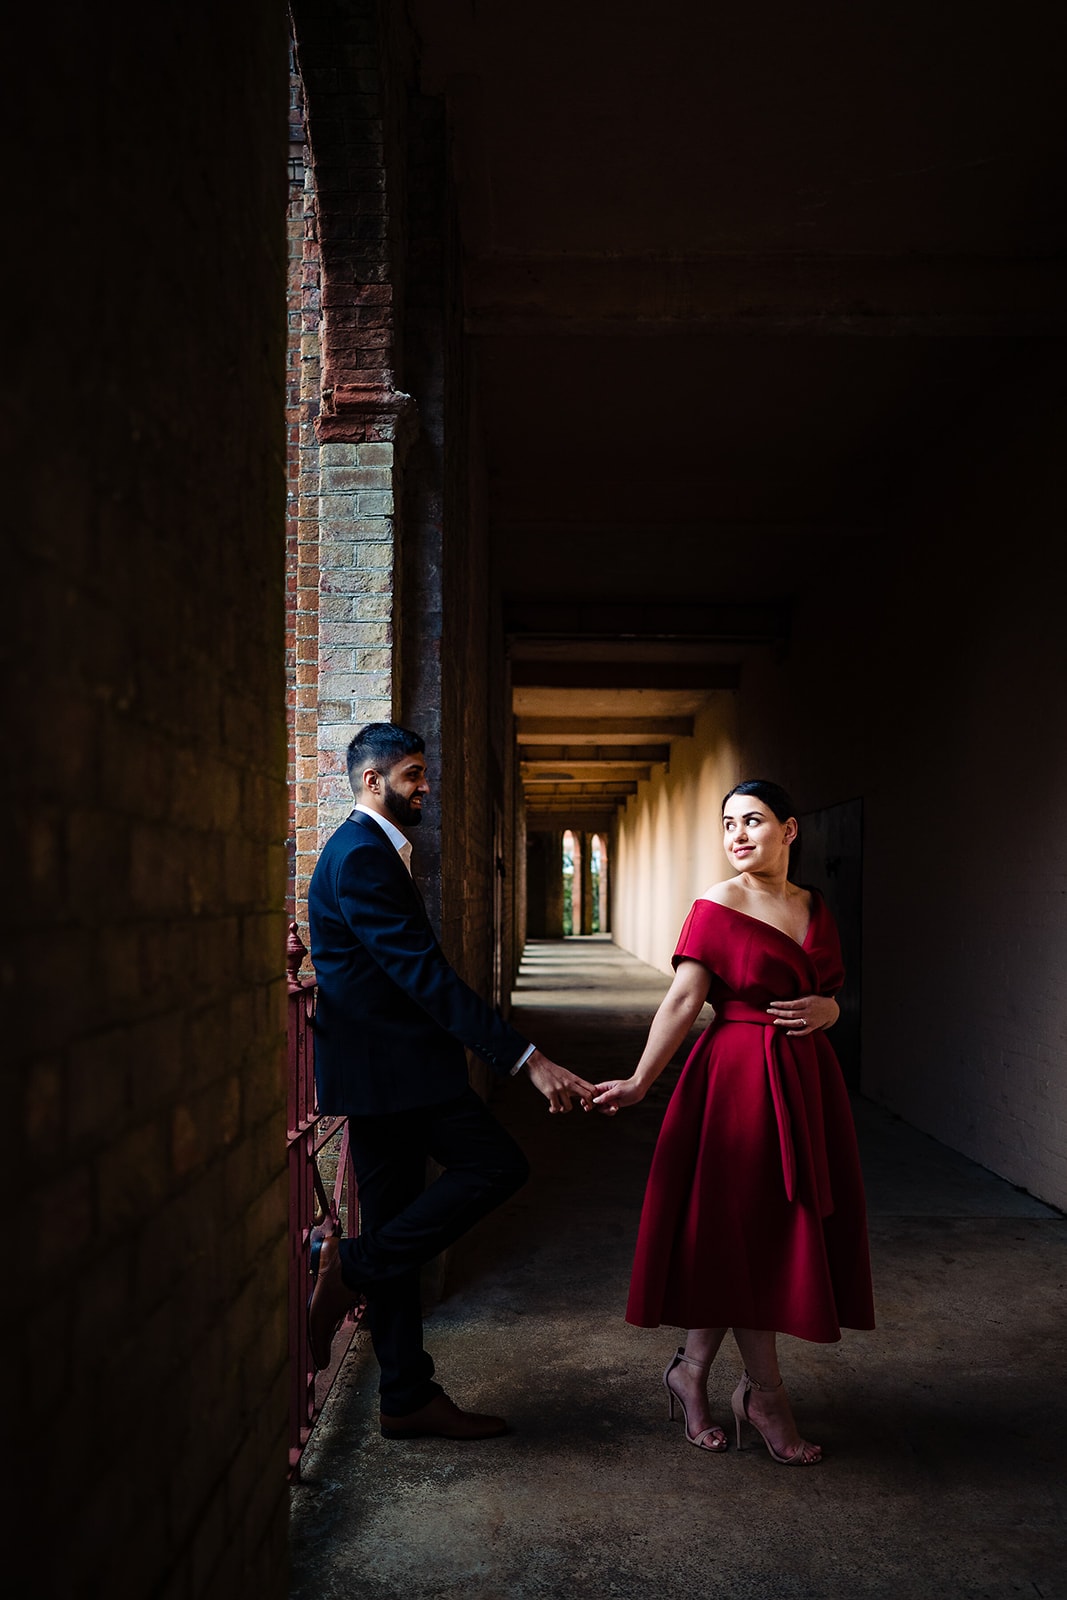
[
  {"left": 287, "top": 52, "right": 320, "bottom": 919},
  {"left": 289, "top": 0, "right": 415, "bottom": 927}
]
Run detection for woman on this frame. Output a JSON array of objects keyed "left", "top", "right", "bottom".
[{"left": 593, "top": 780, "right": 875, "bottom": 1464}]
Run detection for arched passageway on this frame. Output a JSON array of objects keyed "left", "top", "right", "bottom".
[
  {"left": 282, "top": 3, "right": 1067, "bottom": 1585},
  {"left": 283, "top": 0, "right": 1067, "bottom": 1216},
  {"left": 16, "top": 1, "right": 1066, "bottom": 1592},
  {"left": 291, "top": 936, "right": 1065, "bottom": 1598}
]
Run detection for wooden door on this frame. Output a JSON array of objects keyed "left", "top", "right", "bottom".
[{"left": 797, "top": 797, "right": 863, "bottom": 1091}]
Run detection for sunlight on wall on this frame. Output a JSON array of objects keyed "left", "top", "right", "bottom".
[{"left": 613, "top": 695, "right": 740, "bottom": 974}]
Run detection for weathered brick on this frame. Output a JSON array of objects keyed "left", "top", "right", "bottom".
[
  {"left": 317, "top": 491, "right": 360, "bottom": 522},
  {"left": 319, "top": 539, "right": 358, "bottom": 568},
  {"left": 73, "top": 1244, "right": 131, "bottom": 1349},
  {"left": 355, "top": 488, "right": 394, "bottom": 514},
  {"left": 171, "top": 1076, "right": 241, "bottom": 1177},
  {"left": 25, "top": 1053, "right": 64, "bottom": 1157},
  {"left": 319, "top": 565, "right": 393, "bottom": 594},
  {"left": 242, "top": 1170, "right": 288, "bottom": 1262},
  {"left": 67, "top": 1027, "right": 130, "bottom": 1146},
  {"left": 318, "top": 668, "right": 389, "bottom": 698},
  {"left": 191, "top": 1481, "right": 229, "bottom": 1598},
  {"left": 130, "top": 823, "right": 191, "bottom": 915},
  {"left": 320, "top": 620, "right": 389, "bottom": 646},
  {"left": 98, "top": 1118, "right": 169, "bottom": 1231},
  {"left": 354, "top": 540, "right": 393, "bottom": 570}
]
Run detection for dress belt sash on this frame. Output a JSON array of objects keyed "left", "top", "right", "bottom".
[{"left": 715, "top": 1001, "right": 833, "bottom": 1216}]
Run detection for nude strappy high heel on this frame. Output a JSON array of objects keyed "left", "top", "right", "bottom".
[
  {"left": 731, "top": 1370, "right": 822, "bottom": 1465},
  {"left": 663, "top": 1348, "right": 728, "bottom": 1453}
]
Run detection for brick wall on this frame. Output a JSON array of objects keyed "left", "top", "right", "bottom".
[
  {"left": 288, "top": 3, "right": 514, "bottom": 1029},
  {"left": 289, "top": 0, "right": 415, "bottom": 935},
  {"left": 287, "top": 52, "right": 323, "bottom": 923},
  {"left": 5, "top": 4, "right": 291, "bottom": 1596}
]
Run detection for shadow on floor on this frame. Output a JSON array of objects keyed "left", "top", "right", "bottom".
[{"left": 290, "top": 937, "right": 1066, "bottom": 1600}]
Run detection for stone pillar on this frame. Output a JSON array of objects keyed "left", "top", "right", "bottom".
[
  {"left": 290, "top": 0, "right": 414, "bottom": 925},
  {"left": 314, "top": 417, "right": 413, "bottom": 844},
  {"left": 568, "top": 830, "right": 582, "bottom": 937},
  {"left": 580, "top": 830, "right": 596, "bottom": 935},
  {"left": 287, "top": 84, "right": 322, "bottom": 929}
]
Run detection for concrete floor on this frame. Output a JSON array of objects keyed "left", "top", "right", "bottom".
[{"left": 290, "top": 937, "right": 1066, "bottom": 1600}]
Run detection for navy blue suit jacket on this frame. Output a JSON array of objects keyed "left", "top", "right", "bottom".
[{"left": 308, "top": 810, "right": 530, "bottom": 1116}]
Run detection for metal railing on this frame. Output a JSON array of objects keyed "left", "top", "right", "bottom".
[{"left": 287, "top": 922, "right": 364, "bottom": 1478}]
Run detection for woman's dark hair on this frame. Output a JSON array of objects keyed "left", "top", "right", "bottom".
[
  {"left": 721, "top": 778, "right": 795, "bottom": 823},
  {"left": 722, "top": 779, "right": 801, "bottom": 876},
  {"left": 346, "top": 722, "right": 424, "bottom": 786}
]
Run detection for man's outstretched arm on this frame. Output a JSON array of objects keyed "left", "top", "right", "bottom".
[{"left": 336, "top": 848, "right": 610, "bottom": 1112}]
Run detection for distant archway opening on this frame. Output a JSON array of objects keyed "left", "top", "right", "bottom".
[
  {"left": 560, "top": 829, "right": 610, "bottom": 936},
  {"left": 562, "top": 829, "right": 579, "bottom": 936}
]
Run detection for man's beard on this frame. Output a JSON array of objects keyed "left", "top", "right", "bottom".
[{"left": 382, "top": 779, "right": 424, "bottom": 828}]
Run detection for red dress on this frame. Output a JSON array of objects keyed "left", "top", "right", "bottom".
[{"left": 626, "top": 895, "right": 875, "bottom": 1342}]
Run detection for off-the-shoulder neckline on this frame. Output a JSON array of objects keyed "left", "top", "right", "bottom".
[{"left": 692, "top": 889, "right": 819, "bottom": 952}]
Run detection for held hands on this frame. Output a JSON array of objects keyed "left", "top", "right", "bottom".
[
  {"left": 590, "top": 1076, "right": 646, "bottom": 1112},
  {"left": 767, "top": 994, "right": 840, "bottom": 1036},
  {"left": 525, "top": 1049, "right": 616, "bottom": 1115},
  {"left": 588, "top": 963, "right": 709, "bottom": 1114}
]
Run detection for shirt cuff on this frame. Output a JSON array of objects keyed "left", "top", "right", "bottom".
[{"left": 510, "top": 1042, "right": 536, "bottom": 1075}]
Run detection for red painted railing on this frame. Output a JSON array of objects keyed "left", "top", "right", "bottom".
[{"left": 287, "top": 922, "right": 364, "bottom": 1478}]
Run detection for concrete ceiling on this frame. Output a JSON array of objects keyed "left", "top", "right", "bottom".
[
  {"left": 410, "top": 0, "right": 1067, "bottom": 822},
  {"left": 413, "top": 0, "right": 1067, "bottom": 258}
]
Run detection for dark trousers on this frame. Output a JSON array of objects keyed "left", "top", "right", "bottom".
[{"left": 337, "top": 1087, "right": 529, "bottom": 1415}]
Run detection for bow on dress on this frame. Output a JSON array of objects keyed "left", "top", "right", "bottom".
[{"left": 715, "top": 1001, "right": 835, "bottom": 1217}]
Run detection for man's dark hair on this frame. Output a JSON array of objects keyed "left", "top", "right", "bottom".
[{"left": 346, "top": 722, "right": 425, "bottom": 789}]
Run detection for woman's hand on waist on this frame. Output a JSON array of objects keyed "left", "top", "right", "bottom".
[{"left": 766, "top": 994, "right": 840, "bottom": 1036}]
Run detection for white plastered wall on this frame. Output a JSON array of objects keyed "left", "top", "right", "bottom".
[
  {"left": 610, "top": 369, "right": 1066, "bottom": 1212},
  {"left": 738, "top": 365, "right": 1067, "bottom": 1211},
  {"left": 613, "top": 693, "right": 741, "bottom": 976}
]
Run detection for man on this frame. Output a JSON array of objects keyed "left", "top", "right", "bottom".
[{"left": 306, "top": 722, "right": 604, "bottom": 1440}]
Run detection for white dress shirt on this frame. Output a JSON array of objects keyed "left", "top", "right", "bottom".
[
  {"left": 353, "top": 803, "right": 535, "bottom": 1075},
  {"left": 355, "top": 802, "right": 411, "bottom": 869}
]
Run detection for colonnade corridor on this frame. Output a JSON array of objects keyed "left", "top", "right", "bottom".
[{"left": 290, "top": 938, "right": 1066, "bottom": 1600}]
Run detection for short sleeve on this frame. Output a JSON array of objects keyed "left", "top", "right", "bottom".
[
  {"left": 806, "top": 890, "right": 846, "bottom": 994},
  {"left": 671, "top": 900, "right": 721, "bottom": 974}
]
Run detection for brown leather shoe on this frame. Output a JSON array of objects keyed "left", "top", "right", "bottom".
[
  {"left": 307, "top": 1234, "right": 363, "bottom": 1371},
  {"left": 379, "top": 1392, "right": 509, "bottom": 1440}
]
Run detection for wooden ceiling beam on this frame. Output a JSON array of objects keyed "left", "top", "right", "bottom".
[
  {"left": 525, "top": 811, "right": 619, "bottom": 831},
  {"left": 517, "top": 715, "right": 695, "bottom": 742},
  {"left": 524, "top": 780, "right": 639, "bottom": 797},
  {"left": 510, "top": 662, "right": 740, "bottom": 690},
  {"left": 468, "top": 255, "right": 1067, "bottom": 338},
  {"left": 505, "top": 601, "right": 784, "bottom": 641},
  {"left": 523, "top": 769, "right": 652, "bottom": 781},
  {"left": 520, "top": 745, "right": 670, "bottom": 764}
]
